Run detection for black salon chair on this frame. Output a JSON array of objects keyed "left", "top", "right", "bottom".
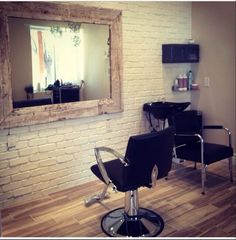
[
  {"left": 168, "top": 110, "right": 234, "bottom": 194},
  {"left": 85, "top": 127, "right": 175, "bottom": 237}
]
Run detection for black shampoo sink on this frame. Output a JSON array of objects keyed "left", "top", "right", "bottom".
[{"left": 143, "top": 101, "right": 190, "bottom": 120}]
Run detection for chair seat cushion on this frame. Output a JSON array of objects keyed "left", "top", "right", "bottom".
[
  {"left": 91, "top": 159, "right": 130, "bottom": 192},
  {"left": 176, "top": 142, "right": 233, "bottom": 165},
  {"left": 91, "top": 159, "right": 153, "bottom": 192}
]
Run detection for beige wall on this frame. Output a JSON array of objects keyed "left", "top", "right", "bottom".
[{"left": 191, "top": 2, "right": 236, "bottom": 149}]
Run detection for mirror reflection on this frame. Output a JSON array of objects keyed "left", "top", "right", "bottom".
[{"left": 8, "top": 17, "right": 110, "bottom": 108}]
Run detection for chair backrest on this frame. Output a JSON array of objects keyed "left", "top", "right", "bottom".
[
  {"left": 168, "top": 110, "right": 202, "bottom": 134},
  {"left": 168, "top": 110, "right": 202, "bottom": 147},
  {"left": 123, "top": 127, "right": 175, "bottom": 189}
]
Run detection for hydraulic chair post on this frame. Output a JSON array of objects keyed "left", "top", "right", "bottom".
[{"left": 125, "top": 190, "right": 139, "bottom": 216}]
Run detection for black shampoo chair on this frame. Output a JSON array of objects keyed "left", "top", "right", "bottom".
[
  {"left": 169, "top": 110, "right": 233, "bottom": 194},
  {"left": 85, "top": 127, "right": 175, "bottom": 237}
]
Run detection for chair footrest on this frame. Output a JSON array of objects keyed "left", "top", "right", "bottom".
[
  {"left": 101, "top": 207, "right": 164, "bottom": 237},
  {"left": 84, "top": 192, "right": 110, "bottom": 207}
]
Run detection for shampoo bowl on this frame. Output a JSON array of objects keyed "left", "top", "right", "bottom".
[{"left": 143, "top": 101, "right": 191, "bottom": 130}]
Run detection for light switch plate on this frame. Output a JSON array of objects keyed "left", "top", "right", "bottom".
[{"left": 204, "top": 77, "right": 210, "bottom": 87}]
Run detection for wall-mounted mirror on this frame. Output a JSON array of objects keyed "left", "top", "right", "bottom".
[
  {"left": 9, "top": 17, "right": 110, "bottom": 107},
  {"left": 0, "top": 2, "right": 122, "bottom": 128}
]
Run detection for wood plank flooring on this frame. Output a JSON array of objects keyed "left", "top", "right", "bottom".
[{"left": 2, "top": 160, "right": 236, "bottom": 237}]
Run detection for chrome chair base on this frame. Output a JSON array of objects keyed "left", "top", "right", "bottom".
[{"left": 101, "top": 207, "right": 164, "bottom": 237}]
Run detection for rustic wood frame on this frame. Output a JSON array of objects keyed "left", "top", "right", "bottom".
[{"left": 0, "top": 2, "right": 122, "bottom": 129}]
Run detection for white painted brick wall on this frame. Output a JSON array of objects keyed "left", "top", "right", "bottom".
[{"left": 0, "top": 2, "right": 191, "bottom": 207}]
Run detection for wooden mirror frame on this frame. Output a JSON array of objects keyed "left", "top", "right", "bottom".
[{"left": 0, "top": 2, "right": 122, "bottom": 129}]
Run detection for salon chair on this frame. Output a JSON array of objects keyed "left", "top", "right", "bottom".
[
  {"left": 53, "top": 85, "right": 80, "bottom": 103},
  {"left": 168, "top": 110, "right": 234, "bottom": 194},
  {"left": 85, "top": 127, "right": 175, "bottom": 237}
]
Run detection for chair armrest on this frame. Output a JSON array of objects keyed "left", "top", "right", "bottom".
[
  {"left": 175, "top": 133, "right": 204, "bottom": 164},
  {"left": 203, "top": 125, "right": 232, "bottom": 147},
  {"left": 94, "top": 147, "right": 128, "bottom": 189},
  {"left": 175, "top": 133, "right": 203, "bottom": 142},
  {"left": 175, "top": 133, "right": 204, "bottom": 150},
  {"left": 95, "top": 147, "right": 129, "bottom": 166},
  {"left": 203, "top": 125, "right": 223, "bottom": 129}
]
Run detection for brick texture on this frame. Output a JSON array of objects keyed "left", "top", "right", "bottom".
[{"left": 0, "top": 2, "right": 191, "bottom": 207}]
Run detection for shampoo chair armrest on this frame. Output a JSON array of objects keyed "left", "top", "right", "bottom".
[
  {"left": 175, "top": 133, "right": 204, "bottom": 165},
  {"left": 94, "top": 147, "right": 128, "bottom": 190},
  {"left": 203, "top": 125, "right": 223, "bottom": 129},
  {"left": 175, "top": 133, "right": 204, "bottom": 145},
  {"left": 203, "top": 125, "right": 232, "bottom": 147}
]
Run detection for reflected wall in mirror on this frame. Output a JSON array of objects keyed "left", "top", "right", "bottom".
[
  {"left": 0, "top": 2, "right": 122, "bottom": 128},
  {"left": 8, "top": 17, "right": 110, "bottom": 108}
]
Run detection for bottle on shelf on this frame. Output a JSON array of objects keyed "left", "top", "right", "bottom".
[
  {"left": 182, "top": 73, "right": 188, "bottom": 91},
  {"left": 172, "top": 70, "right": 199, "bottom": 92},
  {"left": 173, "top": 78, "right": 179, "bottom": 91},
  {"left": 187, "top": 70, "right": 193, "bottom": 90},
  {"left": 176, "top": 74, "right": 188, "bottom": 91}
]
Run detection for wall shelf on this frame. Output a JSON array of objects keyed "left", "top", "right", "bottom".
[{"left": 172, "top": 86, "right": 199, "bottom": 92}]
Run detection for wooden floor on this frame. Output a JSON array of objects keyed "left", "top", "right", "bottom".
[{"left": 2, "top": 160, "right": 236, "bottom": 237}]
